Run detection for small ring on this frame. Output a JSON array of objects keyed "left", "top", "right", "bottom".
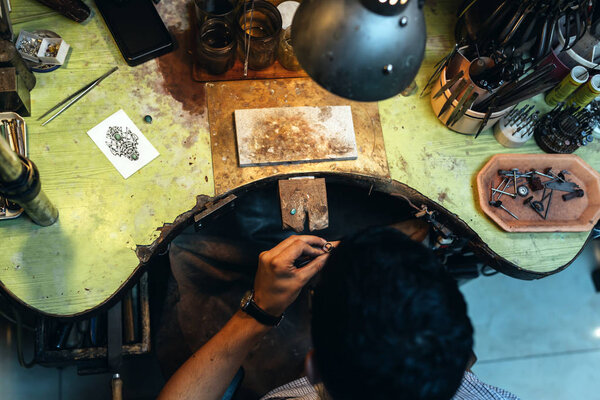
[{"left": 323, "top": 242, "right": 333, "bottom": 253}]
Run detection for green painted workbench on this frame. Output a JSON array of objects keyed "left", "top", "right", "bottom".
[
  {"left": 383, "top": 0, "right": 598, "bottom": 276},
  {"left": 0, "top": 0, "right": 598, "bottom": 317}
]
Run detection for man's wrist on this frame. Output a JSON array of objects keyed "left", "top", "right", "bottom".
[
  {"left": 240, "top": 290, "right": 284, "bottom": 327},
  {"left": 235, "top": 310, "right": 274, "bottom": 333},
  {"left": 253, "top": 294, "right": 285, "bottom": 317}
]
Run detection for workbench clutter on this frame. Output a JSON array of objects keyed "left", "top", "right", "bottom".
[
  {"left": 0, "top": 11, "right": 74, "bottom": 226},
  {"left": 424, "top": 0, "right": 600, "bottom": 154},
  {"left": 0, "top": 73, "right": 57, "bottom": 225},
  {"left": 0, "top": 39, "right": 37, "bottom": 117},
  {"left": 534, "top": 102, "right": 597, "bottom": 153},
  {"left": 0, "top": 112, "right": 27, "bottom": 220},
  {"left": 39, "top": 67, "right": 118, "bottom": 126},
  {"left": 0, "top": 129, "right": 58, "bottom": 226},
  {"left": 15, "top": 30, "right": 70, "bottom": 68},
  {"left": 193, "top": 0, "right": 302, "bottom": 77},
  {"left": 477, "top": 154, "right": 600, "bottom": 232},
  {"left": 194, "top": 0, "right": 427, "bottom": 102},
  {"left": 35, "top": 274, "right": 150, "bottom": 370},
  {"left": 0, "top": 61, "right": 118, "bottom": 226},
  {"left": 493, "top": 105, "right": 539, "bottom": 148}
]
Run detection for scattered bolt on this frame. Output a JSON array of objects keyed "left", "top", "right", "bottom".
[
  {"left": 562, "top": 189, "right": 585, "bottom": 201},
  {"left": 489, "top": 200, "right": 519, "bottom": 220},
  {"left": 544, "top": 190, "right": 553, "bottom": 219},
  {"left": 497, "top": 178, "right": 513, "bottom": 201},
  {"left": 532, "top": 171, "right": 554, "bottom": 179},
  {"left": 492, "top": 188, "right": 517, "bottom": 198}
]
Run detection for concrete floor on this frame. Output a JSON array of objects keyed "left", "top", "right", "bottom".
[{"left": 0, "top": 241, "right": 598, "bottom": 399}]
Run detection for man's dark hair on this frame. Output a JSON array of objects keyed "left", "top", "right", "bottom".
[{"left": 311, "top": 226, "right": 473, "bottom": 400}]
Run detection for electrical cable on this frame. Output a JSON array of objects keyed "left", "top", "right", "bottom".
[
  {"left": 0, "top": 309, "right": 34, "bottom": 330},
  {"left": 12, "top": 306, "right": 36, "bottom": 368}
]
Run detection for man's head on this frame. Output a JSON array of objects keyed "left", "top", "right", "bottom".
[{"left": 310, "top": 226, "right": 473, "bottom": 400}]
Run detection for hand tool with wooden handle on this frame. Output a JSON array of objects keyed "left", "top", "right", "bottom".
[
  {"left": 112, "top": 374, "right": 123, "bottom": 400},
  {"left": 34, "top": 0, "right": 91, "bottom": 22}
]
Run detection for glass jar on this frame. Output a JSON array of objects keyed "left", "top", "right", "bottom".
[
  {"left": 194, "top": 0, "right": 238, "bottom": 27},
  {"left": 236, "top": 0, "right": 282, "bottom": 70},
  {"left": 401, "top": 80, "right": 418, "bottom": 97},
  {"left": 196, "top": 18, "right": 237, "bottom": 75},
  {"left": 277, "top": 27, "right": 301, "bottom": 71}
]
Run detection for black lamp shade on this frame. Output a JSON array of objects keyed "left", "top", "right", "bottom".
[{"left": 291, "top": 0, "right": 426, "bottom": 102}]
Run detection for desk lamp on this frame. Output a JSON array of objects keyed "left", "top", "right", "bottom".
[{"left": 292, "top": 0, "right": 426, "bottom": 101}]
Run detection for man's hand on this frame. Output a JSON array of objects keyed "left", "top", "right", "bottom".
[
  {"left": 254, "top": 235, "right": 335, "bottom": 317},
  {"left": 159, "top": 235, "right": 336, "bottom": 400}
]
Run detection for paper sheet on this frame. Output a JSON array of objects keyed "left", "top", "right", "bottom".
[{"left": 87, "top": 109, "right": 159, "bottom": 179}]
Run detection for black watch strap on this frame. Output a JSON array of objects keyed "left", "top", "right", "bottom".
[{"left": 240, "top": 290, "right": 283, "bottom": 327}]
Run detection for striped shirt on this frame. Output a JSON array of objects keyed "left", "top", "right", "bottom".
[{"left": 260, "top": 372, "right": 520, "bottom": 400}]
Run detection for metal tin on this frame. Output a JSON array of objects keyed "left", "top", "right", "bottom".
[
  {"left": 431, "top": 65, "right": 513, "bottom": 135},
  {"left": 0, "top": 112, "right": 27, "bottom": 220}
]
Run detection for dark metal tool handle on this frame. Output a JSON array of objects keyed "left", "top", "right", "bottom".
[
  {"left": 0, "top": 135, "right": 58, "bottom": 226},
  {"left": 34, "top": 0, "right": 91, "bottom": 22}
]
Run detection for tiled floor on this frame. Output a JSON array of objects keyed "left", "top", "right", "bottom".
[
  {"left": 461, "top": 240, "right": 600, "bottom": 399},
  {"left": 0, "top": 241, "right": 598, "bottom": 399}
]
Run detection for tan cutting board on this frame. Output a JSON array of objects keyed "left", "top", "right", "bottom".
[{"left": 234, "top": 106, "right": 358, "bottom": 166}]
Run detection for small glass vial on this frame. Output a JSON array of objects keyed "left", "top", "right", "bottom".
[
  {"left": 236, "top": 0, "right": 282, "bottom": 70},
  {"left": 278, "top": 27, "right": 301, "bottom": 71},
  {"left": 197, "top": 18, "right": 237, "bottom": 75}
]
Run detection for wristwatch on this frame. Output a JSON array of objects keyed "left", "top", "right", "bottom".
[{"left": 240, "top": 290, "right": 283, "bottom": 327}]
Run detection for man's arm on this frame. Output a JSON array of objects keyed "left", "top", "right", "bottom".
[{"left": 158, "top": 235, "right": 333, "bottom": 400}]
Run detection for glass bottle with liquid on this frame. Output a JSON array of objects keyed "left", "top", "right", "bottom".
[
  {"left": 278, "top": 27, "right": 301, "bottom": 71},
  {"left": 197, "top": 18, "right": 237, "bottom": 75},
  {"left": 236, "top": 0, "right": 282, "bottom": 70}
]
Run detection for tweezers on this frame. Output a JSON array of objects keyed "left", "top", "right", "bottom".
[{"left": 39, "top": 67, "right": 119, "bottom": 126}]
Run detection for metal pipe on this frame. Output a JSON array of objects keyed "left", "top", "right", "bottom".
[{"left": 0, "top": 135, "right": 58, "bottom": 226}]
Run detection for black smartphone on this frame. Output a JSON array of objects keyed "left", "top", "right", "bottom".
[{"left": 95, "top": 0, "right": 174, "bottom": 66}]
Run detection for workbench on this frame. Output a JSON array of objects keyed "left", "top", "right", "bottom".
[{"left": 0, "top": 0, "right": 598, "bottom": 317}]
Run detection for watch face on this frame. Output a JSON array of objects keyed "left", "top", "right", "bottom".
[{"left": 240, "top": 290, "right": 253, "bottom": 309}]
